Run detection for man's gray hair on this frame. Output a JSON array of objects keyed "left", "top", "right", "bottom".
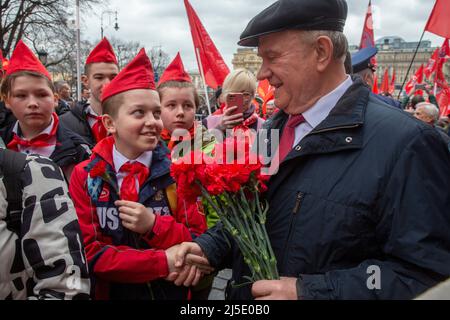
[
  {"left": 305, "top": 30, "right": 349, "bottom": 61},
  {"left": 54, "top": 80, "right": 69, "bottom": 93},
  {"left": 416, "top": 102, "right": 440, "bottom": 124}
]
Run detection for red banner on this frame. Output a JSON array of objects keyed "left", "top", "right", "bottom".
[
  {"left": 360, "top": 1, "right": 375, "bottom": 49},
  {"left": 425, "top": 0, "right": 450, "bottom": 39},
  {"left": 184, "top": 0, "right": 230, "bottom": 89},
  {"left": 389, "top": 69, "right": 396, "bottom": 94},
  {"left": 424, "top": 48, "right": 439, "bottom": 79},
  {"left": 372, "top": 73, "right": 379, "bottom": 94},
  {"left": 405, "top": 64, "right": 424, "bottom": 95},
  {"left": 380, "top": 69, "right": 390, "bottom": 94}
]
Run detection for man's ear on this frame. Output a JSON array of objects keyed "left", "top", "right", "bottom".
[
  {"left": 53, "top": 93, "right": 59, "bottom": 108},
  {"left": 81, "top": 74, "right": 89, "bottom": 87},
  {"left": 315, "top": 36, "right": 334, "bottom": 73},
  {"left": 102, "top": 114, "right": 117, "bottom": 134}
]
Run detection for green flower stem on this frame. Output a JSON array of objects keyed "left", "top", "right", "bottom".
[
  {"left": 197, "top": 180, "right": 279, "bottom": 281},
  {"left": 223, "top": 190, "right": 276, "bottom": 281},
  {"left": 220, "top": 193, "right": 268, "bottom": 278}
]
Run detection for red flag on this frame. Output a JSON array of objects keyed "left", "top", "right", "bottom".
[
  {"left": 257, "top": 79, "right": 274, "bottom": 116},
  {"left": 184, "top": 0, "right": 230, "bottom": 89},
  {"left": 433, "top": 60, "right": 449, "bottom": 116},
  {"left": 405, "top": 64, "right": 424, "bottom": 95},
  {"left": 437, "top": 88, "right": 450, "bottom": 117},
  {"left": 380, "top": 69, "right": 390, "bottom": 94},
  {"left": 257, "top": 79, "right": 273, "bottom": 101},
  {"left": 437, "top": 38, "right": 450, "bottom": 68},
  {"left": 372, "top": 73, "right": 379, "bottom": 94},
  {"left": 360, "top": 1, "right": 375, "bottom": 49},
  {"left": 424, "top": 48, "right": 439, "bottom": 79},
  {"left": 389, "top": 69, "right": 396, "bottom": 94},
  {"left": 0, "top": 49, "right": 9, "bottom": 72},
  {"left": 425, "top": 0, "right": 450, "bottom": 39}
]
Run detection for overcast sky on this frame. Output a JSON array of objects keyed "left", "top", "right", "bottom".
[{"left": 81, "top": 0, "right": 444, "bottom": 71}]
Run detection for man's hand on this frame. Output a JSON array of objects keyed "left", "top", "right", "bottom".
[
  {"left": 115, "top": 200, "right": 156, "bottom": 234},
  {"left": 252, "top": 277, "right": 298, "bottom": 300},
  {"left": 175, "top": 242, "right": 213, "bottom": 273},
  {"left": 219, "top": 106, "right": 244, "bottom": 131},
  {"left": 165, "top": 244, "right": 212, "bottom": 287}
]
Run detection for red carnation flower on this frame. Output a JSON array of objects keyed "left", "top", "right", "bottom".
[{"left": 90, "top": 160, "right": 107, "bottom": 178}]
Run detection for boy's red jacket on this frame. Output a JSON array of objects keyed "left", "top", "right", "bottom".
[{"left": 69, "top": 136, "right": 207, "bottom": 299}]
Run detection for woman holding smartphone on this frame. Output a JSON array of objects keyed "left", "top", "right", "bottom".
[{"left": 203, "top": 69, "right": 265, "bottom": 133}]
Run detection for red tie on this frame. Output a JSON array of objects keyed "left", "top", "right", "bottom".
[
  {"left": 119, "top": 161, "right": 150, "bottom": 202},
  {"left": 278, "top": 114, "right": 305, "bottom": 162},
  {"left": 88, "top": 114, "right": 108, "bottom": 143},
  {"left": 7, "top": 113, "right": 59, "bottom": 151}
]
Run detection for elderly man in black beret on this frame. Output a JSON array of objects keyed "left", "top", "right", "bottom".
[{"left": 172, "top": 0, "right": 450, "bottom": 300}]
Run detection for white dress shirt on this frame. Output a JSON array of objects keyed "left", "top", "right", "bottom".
[
  {"left": 113, "top": 145, "right": 152, "bottom": 192},
  {"left": 12, "top": 116, "right": 56, "bottom": 157},
  {"left": 293, "top": 76, "right": 353, "bottom": 147},
  {"left": 85, "top": 105, "right": 100, "bottom": 129}
]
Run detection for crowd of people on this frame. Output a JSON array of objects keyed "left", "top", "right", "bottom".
[{"left": 0, "top": 0, "right": 449, "bottom": 300}]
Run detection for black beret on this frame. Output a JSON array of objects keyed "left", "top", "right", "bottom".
[
  {"left": 238, "top": 0, "right": 348, "bottom": 47},
  {"left": 351, "top": 46, "right": 378, "bottom": 74}
]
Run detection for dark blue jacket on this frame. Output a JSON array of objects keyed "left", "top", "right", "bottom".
[
  {"left": 374, "top": 93, "right": 402, "bottom": 109},
  {"left": 60, "top": 101, "right": 95, "bottom": 147},
  {"left": 195, "top": 78, "right": 450, "bottom": 300}
]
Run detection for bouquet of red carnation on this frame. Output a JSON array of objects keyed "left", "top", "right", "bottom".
[{"left": 171, "top": 137, "right": 279, "bottom": 281}]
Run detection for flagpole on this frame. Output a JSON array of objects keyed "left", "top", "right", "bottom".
[
  {"left": 196, "top": 47, "right": 212, "bottom": 115},
  {"left": 398, "top": 29, "right": 426, "bottom": 99}
]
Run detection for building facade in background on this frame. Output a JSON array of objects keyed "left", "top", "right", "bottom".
[{"left": 231, "top": 48, "right": 262, "bottom": 76}]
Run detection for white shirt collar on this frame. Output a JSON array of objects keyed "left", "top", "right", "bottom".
[
  {"left": 112, "top": 145, "right": 152, "bottom": 173},
  {"left": 302, "top": 76, "right": 353, "bottom": 129},
  {"left": 13, "top": 115, "right": 55, "bottom": 137},
  {"left": 86, "top": 104, "right": 99, "bottom": 117}
]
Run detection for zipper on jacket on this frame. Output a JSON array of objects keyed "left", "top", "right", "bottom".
[
  {"left": 281, "top": 191, "right": 305, "bottom": 270},
  {"left": 310, "top": 124, "right": 362, "bottom": 136}
]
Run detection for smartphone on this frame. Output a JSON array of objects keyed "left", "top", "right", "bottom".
[{"left": 226, "top": 93, "right": 244, "bottom": 115}]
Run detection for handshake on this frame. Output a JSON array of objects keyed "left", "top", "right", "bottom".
[
  {"left": 164, "top": 242, "right": 214, "bottom": 287},
  {"left": 162, "top": 242, "right": 298, "bottom": 299}
]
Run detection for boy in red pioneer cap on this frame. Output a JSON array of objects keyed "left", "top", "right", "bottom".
[{"left": 69, "top": 48, "right": 208, "bottom": 300}]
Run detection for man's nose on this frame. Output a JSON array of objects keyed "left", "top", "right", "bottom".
[{"left": 257, "top": 63, "right": 270, "bottom": 81}]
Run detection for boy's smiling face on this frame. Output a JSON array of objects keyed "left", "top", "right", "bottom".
[{"left": 104, "top": 89, "right": 163, "bottom": 160}]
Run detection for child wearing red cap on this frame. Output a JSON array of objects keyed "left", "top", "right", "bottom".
[
  {"left": 69, "top": 49, "right": 208, "bottom": 300},
  {"left": 0, "top": 40, "right": 91, "bottom": 181},
  {"left": 158, "top": 53, "right": 219, "bottom": 300},
  {"left": 61, "top": 38, "right": 119, "bottom": 146},
  {"left": 158, "top": 53, "right": 215, "bottom": 157}
]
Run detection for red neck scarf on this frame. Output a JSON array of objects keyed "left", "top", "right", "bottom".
[
  {"left": 119, "top": 161, "right": 150, "bottom": 202},
  {"left": 8, "top": 113, "right": 59, "bottom": 151},
  {"left": 161, "top": 124, "right": 196, "bottom": 151},
  {"left": 87, "top": 113, "right": 108, "bottom": 143}
]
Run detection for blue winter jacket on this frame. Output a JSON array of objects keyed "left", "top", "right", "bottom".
[{"left": 195, "top": 77, "right": 450, "bottom": 300}]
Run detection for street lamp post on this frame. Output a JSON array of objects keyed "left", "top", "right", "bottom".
[
  {"left": 101, "top": 10, "right": 119, "bottom": 39},
  {"left": 76, "top": 0, "right": 82, "bottom": 102}
]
